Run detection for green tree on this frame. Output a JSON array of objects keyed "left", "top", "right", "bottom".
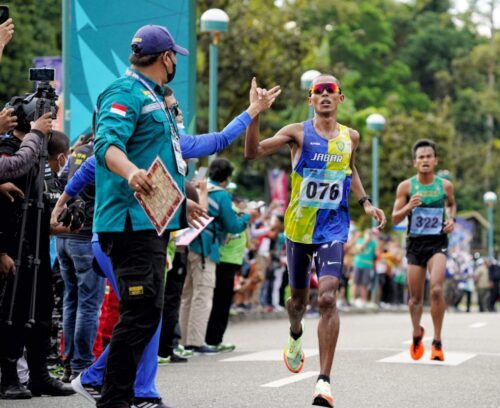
[
  {"left": 0, "top": 0, "right": 61, "bottom": 104},
  {"left": 401, "top": 11, "right": 477, "bottom": 99}
]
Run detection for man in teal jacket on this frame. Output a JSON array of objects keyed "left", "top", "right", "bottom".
[
  {"left": 92, "top": 25, "right": 190, "bottom": 408},
  {"left": 180, "top": 158, "right": 251, "bottom": 353}
]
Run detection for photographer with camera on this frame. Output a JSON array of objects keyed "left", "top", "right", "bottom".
[
  {"left": 0, "top": 111, "right": 51, "bottom": 183},
  {"left": 0, "top": 84, "right": 75, "bottom": 399},
  {"left": 0, "top": 111, "right": 51, "bottom": 278},
  {"left": 50, "top": 132, "right": 106, "bottom": 383}
]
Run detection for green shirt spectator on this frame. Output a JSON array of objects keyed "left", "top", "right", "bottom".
[
  {"left": 353, "top": 236, "right": 377, "bottom": 269},
  {"left": 219, "top": 230, "right": 248, "bottom": 266},
  {"left": 190, "top": 182, "right": 250, "bottom": 263}
]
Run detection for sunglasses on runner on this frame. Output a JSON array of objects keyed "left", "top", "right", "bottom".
[{"left": 309, "top": 82, "right": 342, "bottom": 96}]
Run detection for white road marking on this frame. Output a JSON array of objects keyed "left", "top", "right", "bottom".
[
  {"left": 337, "top": 347, "right": 401, "bottom": 352},
  {"left": 402, "top": 336, "right": 432, "bottom": 345},
  {"left": 378, "top": 351, "right": 476, "bottom": 366},
  {"left": 476, "top": 352, "right": 500, "bottom": 357},
  {"left": 261, "top": 371, "right": 320, "bottom": 388},
  {"left": 469, "top": 322, "right": 488, "bottom": 329},
  {"left": 221, "top": 349, "right": 319, "bottom": 362}
]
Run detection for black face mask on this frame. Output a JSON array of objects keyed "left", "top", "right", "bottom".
[{"left": 167, "top": 63, "right": 176, "bottom": 83}]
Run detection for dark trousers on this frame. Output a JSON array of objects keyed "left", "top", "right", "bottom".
[
  {"left": 205, "top": 262, "right": 240, "bottom": 346},
  {"left": 0, "top": 245, "right": 53, "bottom": 385},
  {"left": 490, "top": 281, "right": 499, "bottom": 311},
  {"left": 158, "top": 250, "right": 188, "bottom": 357},
  {"left": 97, "top": 231, "right": 167, "bottom": 408}
]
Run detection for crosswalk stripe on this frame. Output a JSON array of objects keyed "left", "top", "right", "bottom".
[
  {"left": 261, "top": 371, "right": 319, "bottom": 388},
  {"left": 469, "top": 322, "right": 488, "bottom": 329},
  {"left": 221, "top": 349, "right": 319, "bottom": 362}
]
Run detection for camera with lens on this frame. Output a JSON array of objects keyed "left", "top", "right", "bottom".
[
  {"left": 57, "top": 200, "right": 86, "bottom": 232},
  {"left": 4, "top": 68, "right": 58, "bottom": 133}
]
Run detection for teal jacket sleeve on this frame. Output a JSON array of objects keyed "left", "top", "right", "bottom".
[
  {"left": 93, "top": 84, "right": 141, "bottom": 170},
  {"left": 216, "top": 192, "right": 251, "bottom": 234}
]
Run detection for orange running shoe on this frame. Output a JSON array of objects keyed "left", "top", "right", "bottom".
[
  {"left": 431, "top": 340, "right": 445, "bottom": 361},
  {"left": 410, "top": 326, "right": 425, "bottom": 360}
]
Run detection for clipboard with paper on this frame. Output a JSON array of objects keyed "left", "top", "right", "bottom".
[
  {"left": 173, "top": 216, "right": 214, "bottom": 247},
  {"left": 134, "top": 156, "right": 185, "bottom": 236}
]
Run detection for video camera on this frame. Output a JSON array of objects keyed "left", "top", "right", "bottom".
[
  {"left": 28, "top": 67, "right": 58, "bottom": 119},
  {"left": 5, "top": 68, "right": 58, "bottom": 133}
]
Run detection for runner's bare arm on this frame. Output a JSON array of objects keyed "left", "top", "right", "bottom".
[
  {"left": 244, "top": 121, "right": 299, "bottom": 160},
  {"left": 348, "top": 129, "right": 386, "bottom": 228},
  {"left": 244, "top": 77, "right": 296, "bottom": 159},
  {"left": 443, "top": 180, "right": 456, "bottom": 234},
  {"left": 348, "top": 130, "right": 368, "bottom": 201},
  {"left": 392, "top": 180, "right": 412, "bottom": 225}
]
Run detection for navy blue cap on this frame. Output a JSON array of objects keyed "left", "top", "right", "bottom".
[{"left": 131, "top": 25, "right": 189, "bottom": 56}]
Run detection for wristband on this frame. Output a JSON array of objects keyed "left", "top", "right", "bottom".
[{"left": 358, "top": 196, "right": 372, "bottom": 207}]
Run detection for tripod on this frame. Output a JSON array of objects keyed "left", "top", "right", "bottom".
[{"left": 6, "top": 96, "right": 53, "bottom": 329}]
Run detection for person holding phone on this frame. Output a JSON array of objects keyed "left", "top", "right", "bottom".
[
  {"left": 392, "top": 139, "right": 456, "bottom": 362},
  {"left": 245, "top": 74, "right": 386, "bottom": 407},
  {"left": 0, "top": 14, "right": 14, "bottom": 62}
]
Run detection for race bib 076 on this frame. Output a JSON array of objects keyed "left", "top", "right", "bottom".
[
  {"left": 299, "top": 168, "right": 345, "bottom": 210},
  {"left": 410, "top": 207, "right": 443, "bottom": 235}
]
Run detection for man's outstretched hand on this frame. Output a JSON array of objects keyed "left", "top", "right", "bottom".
[{"left": 246, "top": 77, "right": 281, "bottom": 118}]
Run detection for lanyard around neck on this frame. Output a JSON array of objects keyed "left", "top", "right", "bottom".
[{"left": 125, "top": 69, "right": 179, "bottom": 140}]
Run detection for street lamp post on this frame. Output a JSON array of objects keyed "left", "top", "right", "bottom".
[
  {"left": 201, "top": 8, "right": 229, "bottom": 161},
  {"left": 301, "top": 70, "right": 321, "bottom": 120},
  {"left": 366, "top": 113, "right": 386, "bottom": 228},
  {"left": 484, "top": 191, "right": 498, "bottom": 258}
]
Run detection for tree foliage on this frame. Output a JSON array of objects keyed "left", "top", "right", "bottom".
[{"left": 0, "top": 0, "right": 61, "bottom": 103}]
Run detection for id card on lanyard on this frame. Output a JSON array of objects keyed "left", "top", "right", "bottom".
[{"left": 126, "top": 69, "right": 186, "bottom": 176}]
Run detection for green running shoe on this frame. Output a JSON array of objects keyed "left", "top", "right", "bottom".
[
  {"left": 157, "top": 356, "right": 170, "bottom": 365},
  {"left": 283, "top": 320, "right": 305, "bottom": 373},
  {"left": 215, "top": 343, "right": 236, "bottom": 353},
  {"left": 174, "top": 345, "right": 193, "bottom": 358}
]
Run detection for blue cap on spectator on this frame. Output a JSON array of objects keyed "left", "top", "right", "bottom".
[{"left": 131, "top": 25, "right": 189, "bottom": 56}]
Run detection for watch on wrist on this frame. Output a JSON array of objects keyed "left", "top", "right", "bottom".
[{"left": 358, "top": 196, "right": 372, "bottom": 207}]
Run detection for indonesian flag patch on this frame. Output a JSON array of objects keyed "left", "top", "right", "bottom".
[{"left": 110, "top": 103, "right": 127, "bottom": 117}]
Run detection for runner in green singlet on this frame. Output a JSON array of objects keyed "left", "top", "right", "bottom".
[{"left": 392, "top": 139, "right": 456, "bottom": 362}]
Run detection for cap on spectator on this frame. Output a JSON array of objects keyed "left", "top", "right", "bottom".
[{"left": 131, "top": 25, "right": 189, "bottom": 56}]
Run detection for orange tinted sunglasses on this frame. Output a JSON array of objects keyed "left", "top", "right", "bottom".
[{"left": 309, "top": 82, "right": 342, "bottom": 96}]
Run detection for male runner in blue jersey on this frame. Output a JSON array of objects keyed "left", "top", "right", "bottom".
[{"left": 245, "top": 75, "right": 386, "bottom": 407}]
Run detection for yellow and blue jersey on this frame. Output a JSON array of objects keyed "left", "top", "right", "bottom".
[{"left": 284, "top": 120, "right": 352, "bottom": 244}]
